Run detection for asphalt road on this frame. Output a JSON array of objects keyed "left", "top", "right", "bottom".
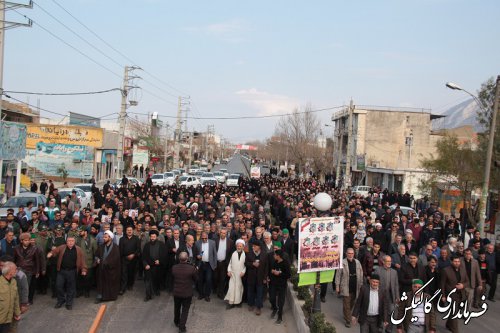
[
  {"left": 17, "top": 285, "right": 299, "bottom": 333},
  {"left": 321, "top": 282, "right": 500, "bottom": 333}
]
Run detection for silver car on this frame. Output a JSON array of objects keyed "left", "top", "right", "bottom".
[{"left": 0, "top": 193, "right": 47, "bottom": 218}]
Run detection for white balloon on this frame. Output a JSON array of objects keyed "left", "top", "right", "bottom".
[{"left": 313, "top": 193, "right": 332, "bottom": 211}]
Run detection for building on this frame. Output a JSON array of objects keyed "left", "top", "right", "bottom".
[{"left": 332, "top": 105, "right": 445, "bottom": 196}]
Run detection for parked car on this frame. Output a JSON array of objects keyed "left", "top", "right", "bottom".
[
  {"left": 201, "top": 179, "right": 218, "bottom": 187},
  {"left": 220, "top": 168, "right": 229, "bottom": 178},
  {"left": 164, "top": 172, "right": 177, "bottom": 186},
  {"left": 58, "top": 188, "right": 92, "bottom": 209},
  {"left": 194, "top": 170, "right": 205, "bottom": 180},
  {"left": 390, "top": 205, "right": 416, "bottom": 217},
  {"left": 151, "top": 173, "right": 167, "bottom": 186},
  {"left": 171, "top": 169, "right": 181, "bottom": 178},
  {"left": 178, "top": 175, "right": 200, "bottom": 187},
  {"left": 114, "top": 177, "right": 143, "bottom": 189},
  {"left": 74, "top": 183, "right": 93, "bottom": 198},
  {"left": 200, "top": 172, "right": 216, "bottom": 183},
  {"left": 189, "top": 167, "right": 199, "bottom": 174},
  {"left": 351, "top": 185, "right": 371, "bottom": 197},
  {"left": 226, "top": 174, "right": 241, "bottom": 187},
  {"left": 0, "top": 193, "right": 47, "bottom": 218},
  {"left": 213, "top": 171, "right": 226, "bottom": 184}
]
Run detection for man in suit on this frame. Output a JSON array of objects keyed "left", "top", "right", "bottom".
[
  {"left": 214, "top": 228, "right": 234, "bottom": 299},
  {"left": 176, "top": 235, "right": 198, "bottom": 265},
  {"left": 441, "top": 255, "right": 469, "bottom": 333},
  {"left": 461, "top": 248, "right": 482, "bottom": 308},
  {"left": 374, "top": 255, "right": 399, "bottom": 333},
  {"left": 352, "top": 274, "right": 389, "bottom": 333},
  {"left": 172, "top": 251, "right": 198, "bottom": 333},
  {"left": 166, "top": 228, "right": 185, "bottom": 291},
  {"left": 195, "top": 231, "right": 217, "bottom": 302},
  {"left": 390, "top": 244, "right": 407, "bottom": 272}
]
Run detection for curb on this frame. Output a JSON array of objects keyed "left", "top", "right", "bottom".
[{"left": 287, "top": 281, "right": 310, "bottom": 333}]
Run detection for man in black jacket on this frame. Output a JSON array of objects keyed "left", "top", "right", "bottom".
[
  {"left": 269, "top": 249, "right": 291, "bottom": 324},
  {"left": 142, "top": 230, "right": 167, "bottom": 301},
  {"left": 119, "top": 226, "right": 141, "bottom": 295},
  {"left": 172, "top": 251, "right": 198, "bottom": 333}
]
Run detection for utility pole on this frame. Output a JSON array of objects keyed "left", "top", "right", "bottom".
[
  {"left": 173, "top": 96, "right": 182, "bottom": 169},
  {"left": 163, "top": 123, "right": 169, "bottom": 171},
  {"left": 478, "top": 75, "right": 500, "bottom": 236},
  {"left": 335, "top": 120, "right": 344, "bottom": 188},
  {"left": 0, "top": 1, "right": 32, "bottom": 196},
  {"left": 343, "top": 99, "right": 354, "bottom": 190},
  {"left": 116, "top": 66, "right": 139, "bottom": 178},
  {"left": 187, "top": 129, "right": 194, "bottom": 171}
]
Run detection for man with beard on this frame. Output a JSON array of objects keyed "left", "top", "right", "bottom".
[
  {"left": 76, "top": 226, "right": 97, "bottom": 298},
  {"left": 119, "top": 226, "right": 141, "bottom": 295},
  {"left": 95, "top": 230, "right": 121, "bottom": 303},
  {"left": 142, "top": 230, "right": 167, "bottom": 301},
  {"left": 13, "top": 233, "right": 41, "bottom": 305}
]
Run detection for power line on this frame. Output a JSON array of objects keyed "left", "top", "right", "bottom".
[
  {"left": 33, "top": 1, "right": 124, "bottom": 69},
  {"left": 12, "top": 9, "right": 122, "bottom": 79},
  {"left": 3, "top": 88, "right": 121, "bottom": 96},
  {"left": 128, "top": 105, "right": 346, "bottom": 120},
  {"left": 49, "top": 0, "right": 188, "bottom": 98},
  {"left": 3, "top": 94, "right": 117, "bottom": 119}
]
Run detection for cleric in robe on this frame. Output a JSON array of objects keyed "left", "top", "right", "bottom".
[
  {"left": 225, "top": 239, "right": 247, "bottom": 308},
  {"left": 95, "top": 230, "right": 121, "bottom": 303}
]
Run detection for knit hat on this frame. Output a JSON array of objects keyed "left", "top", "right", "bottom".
[
  {"left": 273, "top": 241, "right": 282, "bottom": 249},
  {"left": 282, "top": 229, "right": 289, "bottom": 235}
]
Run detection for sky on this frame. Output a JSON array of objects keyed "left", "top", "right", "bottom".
[{"left": 4, "top": 0, "right": 500, "bottom": 143}]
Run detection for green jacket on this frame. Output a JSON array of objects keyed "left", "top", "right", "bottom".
[
  {"left": 76, "top": 236, "right": 98, "bottom": 268},
  {"left": 0, "top": 275, "right": 20, "bottom": 324}
]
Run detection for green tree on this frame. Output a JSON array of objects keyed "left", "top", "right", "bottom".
[{"left": 419, "top": 135, "right": 483, "bottom": 223}]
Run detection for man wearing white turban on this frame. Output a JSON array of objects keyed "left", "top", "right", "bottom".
[
  {"left": 224, "top": 239, "right": 246, "bottom": 308},
  {"left": 95, "top": 229, "right": 121, "bottom": 303}
]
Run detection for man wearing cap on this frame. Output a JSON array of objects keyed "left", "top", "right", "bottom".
[
  {"left": 76, "top": 225, "right": 97, "bottom": 298},
  {"left": 352, "top": 274, "right": 389, "bottom": 333},
  {"left": 47, "top": 236, "right": 87, "bottom": 310},
  {"left": 245, "top": 240, "right": 268, "bottom": 315},
  {"left": 142, "top": 230, "right": 167, "bottom": 301},
  {"left": 13, "top": 233, "right": 41, "bottom": 305},
  {"left": 95, "top": 230, "right": 121, "bottom": 303},
  {"left": 396, "top": 279, "right": 436, "bottom": 333},
  {"left": 46, "top": 225, "right": 66, "bottom": 298},
  {"left": 281, "top": 229, "right": 294, "bottom": 263}
]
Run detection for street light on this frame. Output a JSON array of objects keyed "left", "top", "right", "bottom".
[{"left": 446, "top": 76, "right": 500, "bottom": 236}]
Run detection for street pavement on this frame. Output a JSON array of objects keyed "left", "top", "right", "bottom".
[
  {"left": 321, "top": 282, "right": 500, "bottom": 333},
  {"left": 18, "top": 286, "right": 299, "bottom": 333}
]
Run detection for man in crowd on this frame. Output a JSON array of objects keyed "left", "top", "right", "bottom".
[
  {"left": 195, "top": 231, "right": 217, "bottom": 302},
  {"left": 119, "top": 225, "right": 141, "bottom": 295},
  {"left": 352, "top": 274, "right": 389, "bottom": 333},
  {"left": 214, "top": 228, "right": 234, "bottom": 299},
  {"left": 47, "top": 236, "right": 87, "bottom": 310},
  {"left": 172, "top": 251, "right": 198, "bottom": 333},
  {"left": 335, "top": 248, "right": 364, "bottom": 328},
  {"left": 143, "top": 230, "right": 167, "bottom": 301},
  {"left": 13, "top": 233, "right": 40, "bottom": 305},
  {"left": 0, "top": 261, "right": 21, "bottom": 332},
  {"left": 95, "top": 230, "right": 121, "bottom": 303},
  {"left": 268, "top": 249, "right": 290, "bottom": 324}
]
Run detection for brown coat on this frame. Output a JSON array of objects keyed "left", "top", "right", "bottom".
[
  {"left": 440, "top": 264, "right": 469, "bottom": 302},
  {"left": 172, "top": 262, "right": 198, "bottom": 298},
  {"left": 460, "top": 257, "right": 481, "bottom": 289},
  {"left": 52, "top": 245, "right": 87, "bottom": 274}
]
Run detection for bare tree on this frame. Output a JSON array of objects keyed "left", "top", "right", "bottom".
[{"left": 274, "top": 105, "right": 321, "bottom": 173}]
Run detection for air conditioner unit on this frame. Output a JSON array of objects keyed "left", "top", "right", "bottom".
[{"left": 370, "top": 162, "right": 380, "bottom": 168}]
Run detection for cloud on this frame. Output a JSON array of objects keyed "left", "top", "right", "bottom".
[
  {"left": 183, "top": 19, "right": 248, "bottom": 42},
  {"left": 235, "top": 88, "right": 299, "bottom": 116}
]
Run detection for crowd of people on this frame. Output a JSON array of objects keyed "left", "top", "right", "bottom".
[{"left": 0, "top": 172, "right": 499, "bottom": 333}]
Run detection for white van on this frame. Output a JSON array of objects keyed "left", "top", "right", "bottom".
[{"left": 351, "top": 186, "right": 371, "bottom": 197}]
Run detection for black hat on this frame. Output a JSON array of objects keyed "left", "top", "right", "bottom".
[
  {"left": 478, "top": 249, "right": 486, "bottom": 255},
  {"left": 370, "top": 274, "right": 380, "bottom": 281},
  {"left": 274, "top": 249, "right": 283, "bottom": 257},
  {"left": 251, "top": 240, "right": 262, "bottom": 248},
  {"left": 149, "top": 230, "right": 159, "bottom": 236}
]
